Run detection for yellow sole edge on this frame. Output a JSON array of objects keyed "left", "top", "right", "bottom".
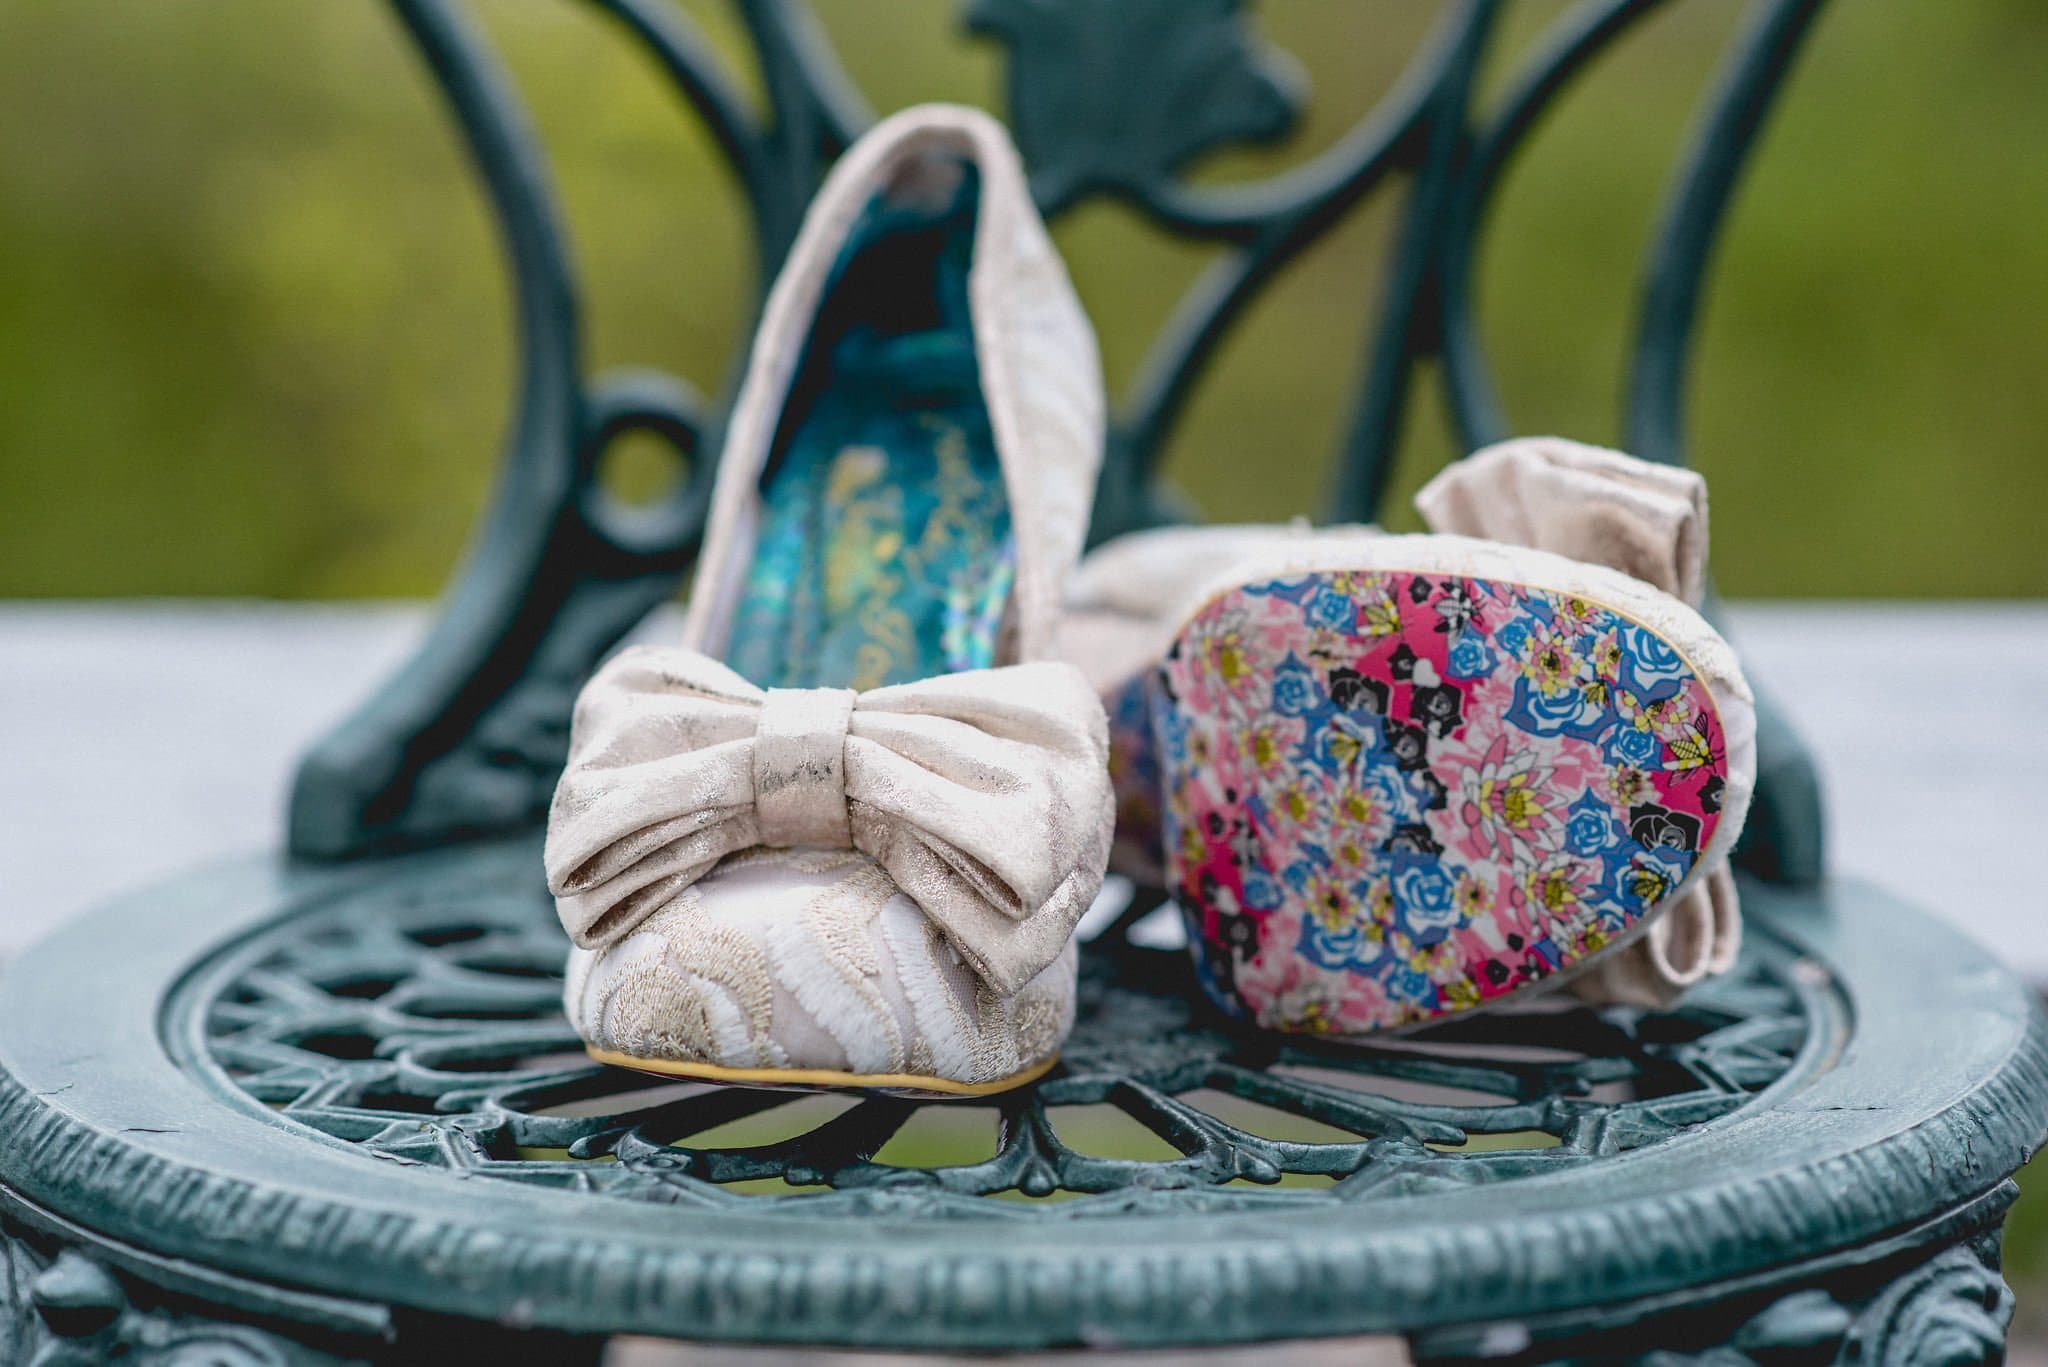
[{"left": 584, "top": 1046, "right": 1058, "bottom": 1098}]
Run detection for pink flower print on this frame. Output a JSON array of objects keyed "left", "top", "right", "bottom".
[
  {"left": 1304, "top": 871, "right": 1357, "bottom": 934},
  {"left": 1326, "top": 783, "right": 1396, "bottom": 863},
  {"left": 1272, "top": 980, "right": 1347, "bottom": 1034},
  {"left": 1600, "top": 763, "right": 1655, "bottom": 810},
  {"left": 1252, "top": 613, "right": 1310, "bottom": 665},
  {"left": 1161, "top": 566, "right": 1733, "bottom": 1037},
  {"left": 1618, "top": 687, "right": 1688, "bottom": 741},
  {"left": 1549, "top": 592, "right": 1602, "bottom": 637},
  {"left": 1183, "top": 608, "right": 1254, "bottom": 695},
  {"left": 1455, "top": 735, "right": 1564, "bottom": 859},
  {"left": 1517, "top": 620, "right": 1586, "bottom": 699},
  {"left": 1589, "top": 626, "right": 1625, "bottom": 682},
  {"left": 1452, "top": 871, "right": 1493, "bottom": 923},
  {"left": 1241, "top": 719, "right": 1294, "bottom": 778},
  {"left": 1519, "top": 852, "right": 1595, "bottom": 932},
  {"left": 1272, "top": 778, "right": 1318, "bottom": 829}
]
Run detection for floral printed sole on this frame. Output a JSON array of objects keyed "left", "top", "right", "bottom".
[
  {"left": 1159, "top": 568, "right": 1730, "bottom": 1035},
  {"left": 586, "top": 1046, "right": 1059, "bottom": 1100}
]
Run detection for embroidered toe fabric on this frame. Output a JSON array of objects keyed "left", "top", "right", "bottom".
[{"left": 566, "top": 849, "right": 1075, "bottom": 1088}]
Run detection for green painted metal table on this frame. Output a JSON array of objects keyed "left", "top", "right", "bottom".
[{"left": 2, "top": 2, "right": 2042, "bottom": 1362}]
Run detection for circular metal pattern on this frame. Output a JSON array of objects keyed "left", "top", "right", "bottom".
[
  {"left": 175, "top": 857, "right": 1811, "bottom": 1216},
  {"left": 3, "top": 841, "right": 2042, "bottom": 1350}
]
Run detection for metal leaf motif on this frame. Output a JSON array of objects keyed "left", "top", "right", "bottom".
[
  {"left": 965, "top": 0, "right": 1304, "bottom": 212},
  {"left": 0, "top": 1227, "right": 316, "bottom": 1366}
]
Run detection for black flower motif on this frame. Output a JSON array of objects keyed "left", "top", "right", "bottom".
[
  {"left": 1411, "top": 681, "right": 1464, "bottom": 738},
  {"left": 1204, "top": 940, "right": 1240, "bottom": 998},
  {"left": 1384, "top": 720, "right": 1430, "bottom": 771},
  {"left": 1328, "top": 667, "right": 1389, "bottom": 715},
  {"left": 1629, "top": 803, "right": 1702, "bottom": 853},
  {"left": 1407, "top": 576, "right": 1435, "bottom": 604},
  {"left": 1700, "top": 774, "right": 1725, "bottom": 813},
  {"left": 1383, "top": 823, "right": 1443, "bottom": 857},
  {"left": 1219, "top": 910, "right": 1259, "bottom": 958},
  {"left": 1388, "top": 644, "right": 1419, "bottom": 682}
]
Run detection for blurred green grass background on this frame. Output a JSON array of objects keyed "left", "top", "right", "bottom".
[{"left": 3, "top": 0, "right": 2047, "bottom": 599}]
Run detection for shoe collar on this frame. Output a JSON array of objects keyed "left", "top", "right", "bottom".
[{"left": 682, "top": 103, "right": 1105, "bottom": 670}]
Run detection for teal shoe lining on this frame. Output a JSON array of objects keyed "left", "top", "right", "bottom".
[{"left": 727, "top": 164, "right": 1013, "bottom": 692}]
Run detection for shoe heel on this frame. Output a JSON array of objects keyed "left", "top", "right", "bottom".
[{"left": 1157, "top": 564, "right": 1736, "bottom": 1035}]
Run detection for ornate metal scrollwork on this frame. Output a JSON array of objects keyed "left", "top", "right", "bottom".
[
  {"left": 1628, "top": 1231, "right": 2015, "bottom": 1367},
  {"left": 289, "top": 0, "right": 1828, "bottom": 883},
  {"left": 0, "top": 1219, "right": 340, "bottom": 1366},
  {"left": 179, "top": 854, "right": 1817, "bottom": 1213}
]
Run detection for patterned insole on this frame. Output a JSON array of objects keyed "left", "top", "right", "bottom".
[
  {"left": 725, "top": 354, "right": 1012, "bottom": 692},
  {"left": 1159, "top": 569, "right": 1729, "bottom": 1035},
  {"left": 726, "top": 170, "right": 1012, "bottom": 692}
]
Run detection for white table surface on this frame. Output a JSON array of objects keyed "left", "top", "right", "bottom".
[{"left": 3, "top": 601, "right": 2044, "bottom": 977}]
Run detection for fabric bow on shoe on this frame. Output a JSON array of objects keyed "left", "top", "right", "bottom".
[{"left": 545, "top": 646, "right": 1112, "bottom": 995}]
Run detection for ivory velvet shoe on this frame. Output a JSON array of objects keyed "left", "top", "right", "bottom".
[
  {"left": 545, "top": 105, "right": 1110, "bottom": 1096},
  {"left": 1062, "top": 439, "right": 1754, "bottom": 1034}
]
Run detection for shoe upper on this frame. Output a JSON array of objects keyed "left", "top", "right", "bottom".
[
  {"left": 685, "top": 103, "right": 1104, "bottom": 670},
  {"left": 547, "top": 105, "right": 1111, "bottom": 1084},
  {"left": 565, "top": 849, "right": 1076, "bottom": 1090}
]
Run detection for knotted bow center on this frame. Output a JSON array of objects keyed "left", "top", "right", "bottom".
[
  {"left": 545, "top": 646, "right": 1114, "bottom": 992},
  {"left": 751, "top": 686, "right": 857, "bottom": 848}
]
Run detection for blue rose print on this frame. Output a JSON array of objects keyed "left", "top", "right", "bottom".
[
  {"left": 1297, "top": 918, "right": 1392, "bottom": 975},
  {"left": 1242, "top": 866, "right": 1283, "bottom": 910},
  {"left": 1311, "top": 710, "right": 1385, "bottom": 772},
  {"left": 1494, "top": 618, "right": 1533, "bottom": 658},
  {"left": 1307, "top": 588, "right": 1355, "bottom": 630},
  {"left": 1611, "top": 724, "right": 1661, "bottom": 767},
  {"left": 1243, "top": 574, "right": 1317, "bottom": 605},
  {"left": 1446, "top": 633, "right": 1495, "bottom": 679},
  {"left": 1608, "top": 845, "right": 1691, "bottom": 910},
  {"left": 1158, "top": 705, "right": 1191, "bottom": 768},
  {"left": 1386, "top": 967, "right": 1434, "bottom": 1003},
  {"left": 1272, "top": 658, "right": 1321, "bottom": 717},
  {"left": 1381, "top": 850, "right": 1459, "bottom": 943},
  {"left": 1507, "top": 678, "right": 1610, "bottom": 740},
  {"left": 1564, "top": 791, "right": 1619, "bottom": 856},
  {"left": 1623, "top": 625, "right": 1689, "bottom": 689},
  {"left": 1365, "top": 763, "right": 1425, "bottom": 825}
]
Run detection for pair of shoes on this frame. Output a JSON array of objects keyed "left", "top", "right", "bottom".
[{"left": 544, "top": 106, "right": 1755, "bottom": 1096}]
